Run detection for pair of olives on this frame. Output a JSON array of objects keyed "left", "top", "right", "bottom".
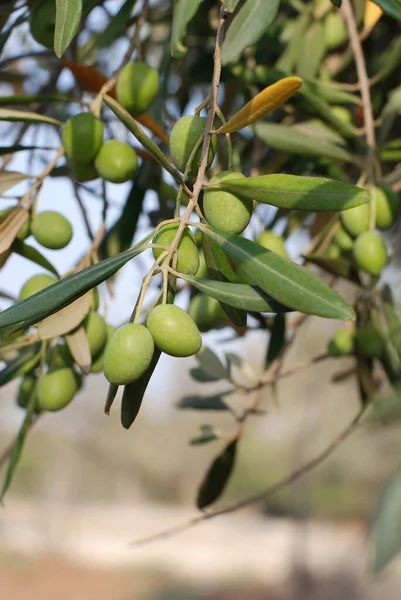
[{"left": 103, "top": 304, "right": 202, "bottom": 386}]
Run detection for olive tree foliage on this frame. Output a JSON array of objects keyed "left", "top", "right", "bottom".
[{"left": 0, "top": 0, "right": 401, "bottom": 569}]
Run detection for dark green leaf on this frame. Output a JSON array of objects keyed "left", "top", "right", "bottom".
[
  {"left": 303, "top": 254, "right": 362, "bottom": 284},
  {"left": 370, "top": 463, "right": 401, "bottom": 573},
  {"left": 178, "top": 395, "right": 231, "bottom": 411},
  {"left": 266, "top": 313, "right": 286, "bottom": 367},
  {"left": 171, "top": 0, "right": 205, "bottom": 58},
  {"left": 222, "top": 0, "right": 280, "bottom": 65},
  {"left": 0, "top": 346, "right": 41, "bottom": 387},
  {"left": 190, "top": 424, "right": 220, "bottom": 445},
  {"left": 372, "top": 0, "right": 401, "bottom": 19},
  {"left": 120, "top": 349, "right": 161, "bottom": 429},
  {"left": 254, "top": 123, "right": 352, "bottom": 163},
  {"left": 196, "top": 346, "right": 229, "bottom": 381},
  {"left": 0, "top": 241, "right": 148, "bottom": 331},
  {"left": 197, "top": 437, "right": 238, "bottom": 509},
  {"left": 330, "top": 0, "right": 342, "bottom": 7},
  {"left": 202, "top": 226, "right": 354, "bottom": 320},
  {"left": 0, "top": 387, "right": 37, "bottom": 502},
  {"left": 12, "top": 239, "right": 59, "bottom": 277},
  {"left": 104, "top": 383, "right": 119, "bottom": 415},
  {"left": 190, "top": 368, "right": 222, "bottom": 382},
  {"left": 205, "top": 174, "right": 371, "bottom": 212},
  {"left": 182, "top": 275, "right": 292, "bottom": 313},
  {"left": 54, "top": 0, "right": 82, "bottom": 58},
  {"left": 202, "top": 234, "right": 247, "bottom": 327}
]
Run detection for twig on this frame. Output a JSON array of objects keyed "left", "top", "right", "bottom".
[
  {"left": 130, "top": 407, "right": 365, "bottom": 547},
  {"left": 341, "top": 0, "right": 376, "bottom": 185},
  {"left": 71, "top": 179, "right": 95, "bottom": 241}
]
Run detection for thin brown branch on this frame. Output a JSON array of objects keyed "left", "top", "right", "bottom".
[
  {"left": 341, "top": 0, "right": 376, "bottom": 184},
  {"left": 71, "top": 179, "right": 95, "bottom": 241},
  {"left": 130, "top": 407, "right": 365, "bottom": 547}
]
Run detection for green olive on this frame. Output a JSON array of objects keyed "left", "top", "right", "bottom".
[
  {"left": 116, "top": 62, "right": 160, "bottom": 116},
  {"left": 256, "top": 230, "right": 289, "bottom": 258},
  {"left": 353, "top": 230, "right": 387, "bottom": 277},
  {"left": 334, "top": 225, "right": 354, "bottom": 252},
  {"left": 90, "top": 324, "right": 115, "bottom": 374},
  {"left": 94, "top": 140, "right": 138, "bottom": 184},
  {"left": 341, "top": 203, "right": 371, "bottom": 238},
  {"left": 83, "top": 311, "right": 108, "bottom": 357},
  {"left": 188, "top": 294, "right": 228, "bottom": 332},
  {"left": 355, "top": 324, "right": 384, "bottom": 358},
  {"left": 37, "top": 368, "right": 78, "bottom": 412},
  {"left": 146, "top": 304, "right": 202, "bottom": 357},
  {"left": 152, "top": 223, "right": 199, "bottom": 276},
  {"left": 71, "top": 160, "right": 99, "bottom": 183},
  {"left": 327, "top": 329, "right": 354, "bottom": 357},
  {"left": 0, "top": 207, "right": 31, "bottom": 240},
  {"left": 325, "top": 243, "right": 341, "bottom": 259},
  {"left": 19, "top": 274, "right": 57, "bottom": 301},
  {"left": 372, "top": 186, "right": 399, "bottom": 230},
  {"left": 31, "top": 211, "right": 73, "bottom": 250},
  {"left": 324, "top": 12, "right": 348, "bottom": 49},
  {"left": 169, "top": 115, "right": 217, "bottom": 176},
  {"left": 62, "top": 112, "right": 104, "bottom": 165},
  {"left": 103, "top": 323, "right": 154, "bottom": 385},
  {"left": 203, "top": 171, "right": 253, "bottom": 235}
]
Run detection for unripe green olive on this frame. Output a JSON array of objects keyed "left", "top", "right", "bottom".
[
  {"left": 203, "top": 171, "right": 253, "bottom": 235},
  {"left": 62, "top": 112, "right": 104, "bottom": 164},
  {"left": 83, "top": 311, "right": 108, "bottom": 357},
  {"left": 71, "top": 160, "right": 99, "bottom": 183},
  {"left": 327, "top": 329, "right": 354, "bottom": 357},
  {"left": 48, "top": 342, "right": 74, "bottom": 369},
  {"left": 169, "top": 115, "right": 217, "bottom": 176},
  {"left": 94, "top": 140, "right": 138, "bottom": 184},
  {"left": 371, "top": 186, "right": 398, "bottom": 230},
  {"left": 31, "top": 211, "right": 73, "bottom": 250},
  {"left": 90, "top": 324, "right": 115, "bottom": 374},
  {"left": 353, "top": 230, "right": 387, "bottom": 276},
  {"left": 324, "top": 12, "right": 347, "bottom": 49},
  {"left": 257, "top": 230, "right": 289, "bottom": 258},
  {"left": 37, "top": 368, "right": 78, "bottom": 412},
  {"left": 355, "top": 324, "right": 384, "bottom": 358},
  {"left": 17, "top": 376, "right": 37, "bottom": 409},
  {"left": 188, "top": 294, "right": 228, "bottom": 332},
  {"left": 0, "top": 207, "right": 31, "bottom": 240},
  {"left": 196, "top": 251, "right": 209, "bottom": 279},
  {"left": 19, "top": 274, "right": 57, "bottom": 301},
  {"left": 325, "top": 243, "right": 341, "bottom": 259},
  {"left": 152, "top": 223, "right": 199, "bottom": 275},
  {"left": 334, "top": 225, "right": 354, "bottom": 252},
  {"left": 146, "top": 304, "right": 202, "bottom": 357},
  {"left": 341, "top": 203, "right": 371, "bottom": 238},
  {"left": 103, "top": 323, "right": 154, "bottom": 385},
  {"left": 29, "top": 0, "right": 56, "bottom": 48},
  {"left": 116, "top": 62, "right": 160, "bottom": 116},
  {"left": 331, "top": 106, "right": 352, "bottom": 125}
]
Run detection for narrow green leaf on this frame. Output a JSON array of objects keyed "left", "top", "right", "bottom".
[
  {"left": 12, "top": 240, "right": 59, "bottom": 277},
  {"left": 54, "top": 0, "right": 82, "bottom": 58},
  {"left": 197, "top": 437, "right": 238, "bottom": 509},
  {"left": 0, "top": 145, "right": 47, "bottom": 156},
  {"left": 297, "top": 22, "right": 326, "bottom": 80},
  {"left": 0, "top": 170, "right": 30, "bottom": 194},
  {"left": 266, "top": 313, "right": 286, "bottom": 367},
  {"left": 222, "top": 0, "right": 280, "bottom": 65},
  {"left": 303, "top": 254, "right": 362, "bottom": 284},
  {"left": 202, "top": 225, "right": 354, "bottom": 320},
  {"left": 196, "top": 346, "right": 229, "bottom": 381},
  {"left": 103, "top": 95, "right": 185, "bottom": 188},
  {"left": 0, "top": 242, "right": 148, "bottom": 331},
  {"left": 0, "top": 94, "right": 70, "bottom": 106},
  {"left": 83, "top": 0, "right": 137, "bottom": 55},
  {"left": 182, "top": 275, "right": 292, "bottom": 313},
  {"left": 202, "top": 234, "right": 247, "bottom": 327},
  {"left": 171, "top": 0, "right": 205, "bottom": 58},
  {"left": 0, "top": 387, "right": 37, "bottom": 502},
  {"left": 190, "top": 368, "right": 221, "bottom": 382},
  {"left": 254, "top": 123, "right": 352, "bottom": 163},
  {"left": 370, "top": 463, "right": 401, "bottom": 573},
  {"left": 372, "top": 0, "right": 401, "bottom": 20},
  {"left": 299, "top": 84, "right": 357, "bottom": 139},
  {"left": 205, "top": 174, "right": 371, "bottom": 212},
  {"left": 190, "top": 425, "right": 220, "bottom": 446},
  {"left": 0, "top": 108, "right": 62, "bottom": 126},
  {"left": 0, "top": 346, "right": 40, "bottom": 387},
  {"left": 178, "top": 395, "right": 231, "bottom": 411}
]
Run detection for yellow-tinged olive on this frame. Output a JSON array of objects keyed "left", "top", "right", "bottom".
[
  {"left": 103, "top": 323, "right": 154, "bottom": 385},
  {"left": 146, "top": 304, "right": 202, "bottom": 357},
  {"left": 116, "top": 62, "right": 160, "bottom": 115},
  {"left": 31, "top": 211, "right": 73, "bottom": 250},
  {"left": 37, "top": 368, "right": 78, "bottom": 412},
  {"left": 328, "top": 329, "right": 354, "bottom": 357},
  {"left": 257, "top": 230, "right": 289, "bottom": 258},
  {"left": 169, "top": 115, "right": 217, "bottom": 176},
  {"left": 19, "top": 273, "right": 57, "bottom": 301},
  {"left": 203, "top": 171, "right": 253, "bottom": 235},
  {"left": 94, "top": 140, "right": 138, "bottom": 184},
  {"left": 62, "top": 113, "right": 104, "bottom": 164},
  {"left": 152, "top": 223, "right": 199, "bottom": 275},
  {"left": 83, "top": 311, "right": 108, "bottom": 357},
  {"left": 188, "top": 294, "right": 228, "bottom": 332},
  {"left": 341, "top": 203, "right": 371, "bottom": 238},
  {"left": 353, "top": 231, "right": 387, "bottom": 277}
]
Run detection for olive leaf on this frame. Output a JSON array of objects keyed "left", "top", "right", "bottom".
[
  {"left": 171, "top": 0, "right": 205, "bottom": 58},
  {"left": 178, "top": 394, "right": 231, "bottom": 411},
  {"left": 54, "top": 0, "right": 83, "bottom": 58},
  {"left": 0, "top": 170, "right": 30, "bottom": 194},
  {"left": 0, "top": 346, "right": 41, "bottom": 388},
  {"left": 197, "top": 437, "right": 238, "bottom": 509},
  {"left": 0, "top": 108, "right": 62, "bottom": 127}
]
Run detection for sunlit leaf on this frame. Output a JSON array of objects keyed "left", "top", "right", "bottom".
[
  {"left": 171, "top": 0, "right": 205, "bottom": 58},
  {"left": 54, "top": 0, "right": 83, "bottom": 58}
]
